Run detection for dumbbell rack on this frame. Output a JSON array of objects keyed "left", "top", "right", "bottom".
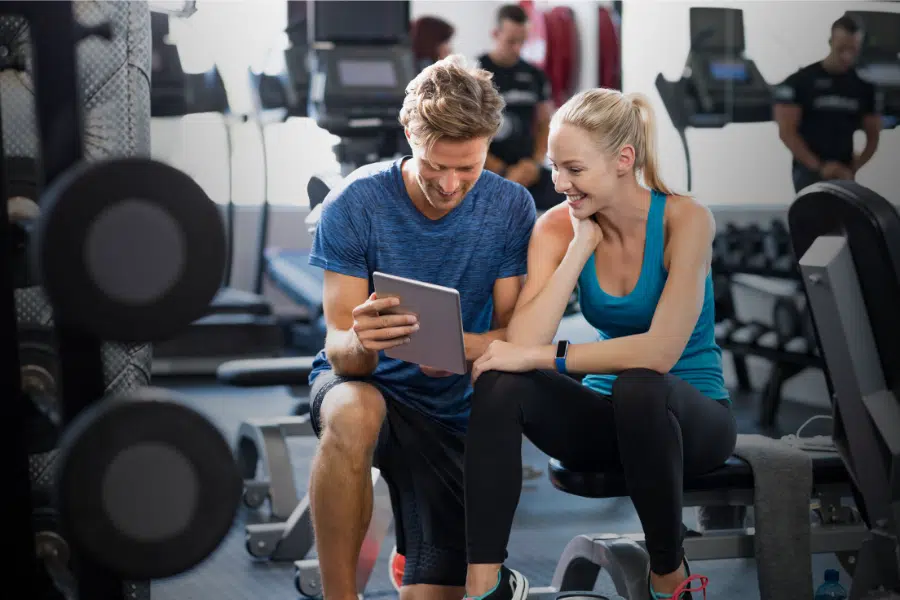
[{"left": 713, "top": 229, "right": 824, "bottom": 427}]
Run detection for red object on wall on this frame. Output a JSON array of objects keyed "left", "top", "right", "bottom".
[
  {"left": 519, "top": 0, "right": 548, "bottom": 71},
  {"left": 598, "top": 6, "right": 621, "bottom": 90},
  {"left": 519, "top": 1, "right": 580, "bottom": 107}
]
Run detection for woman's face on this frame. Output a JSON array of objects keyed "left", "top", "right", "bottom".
[
  {"left": 436, "top": 40, "right": 452, "bottom": 60},
  {"left": 548, "top": 123, "right": 624, "bottom": 220}
]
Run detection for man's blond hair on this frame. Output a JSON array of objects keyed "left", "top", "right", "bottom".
[{"left": 399, "top": 54, "right": 505, "bottom": 152}]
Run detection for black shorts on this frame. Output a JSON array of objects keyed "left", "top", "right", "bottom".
[{"left": 309, "top": 370, "right": 467, "bottom": 587}]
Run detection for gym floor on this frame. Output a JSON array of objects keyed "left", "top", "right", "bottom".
[{"left": 151, "top": 314, "right": 850, "bottom": 600}]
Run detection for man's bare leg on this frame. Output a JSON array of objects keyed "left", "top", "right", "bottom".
[
  {"left": 401, "top": 585, "right": 466, "bottom": 600},
  {"left": 309, "top": 382, "right": 386, "bottom": 600}
]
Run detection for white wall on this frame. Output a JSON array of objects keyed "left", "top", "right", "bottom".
[{"left": 622, "top": 1, "right": 900, "bottom": 205}]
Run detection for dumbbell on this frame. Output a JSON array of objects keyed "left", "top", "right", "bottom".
[
  {"left": 713, "top": 223, "right": 743, "bottom": 270},
  {"left": 772, "top": 296, "right": 802, "bottom": 347},
  {"left": 29, "top": 156, "right": 240, "bottom": 581},
  {"left": 31, "top": 157, "right": 226, "bottom": 341},
  {"left": 712, "top": 274, "right": 733, "bottom": 322},
  {"left": 739, "top": 223, "right": 767, "bottom": 269},
  {"left": 55, "top": 387, "right": 242, "bottom": 580},
  {"left": 764, "top": 220, "right": 795, "bottom": 273},
  {"left": 19, "top": 325, "right": 62, "bottom": 455},
  {"left": 6, "top": 156, "right": 40, "bottom": 288}
]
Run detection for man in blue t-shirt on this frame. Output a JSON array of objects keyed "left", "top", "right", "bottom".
[{"left": 307, "top": 55, "right": 536, "bottom": 599}]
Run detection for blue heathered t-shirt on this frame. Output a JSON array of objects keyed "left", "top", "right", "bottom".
[{"left": 307, "top": 158, "right": 536, "bottom": 432}]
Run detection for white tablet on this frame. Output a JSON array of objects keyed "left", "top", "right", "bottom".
[{"left": 372, "top": 271, "right": 468, "bottom": 375}]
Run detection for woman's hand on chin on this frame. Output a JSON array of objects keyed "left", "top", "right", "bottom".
[
  {"left": 471, "top": 340, "right": 550, "bottom": 383},
  {"left": 569, "top": 206, "right": 603, "bottom": 250}
]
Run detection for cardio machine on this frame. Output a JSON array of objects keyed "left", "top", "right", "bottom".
[
  {"left": 845, "top": 10, "right": 900, "bottom": 131},
  {"left": 148, "top": 10, "right": 284, "bottom": 376},
  {"left": 655, "top": 7, "right": 774, "bottom": 190}
]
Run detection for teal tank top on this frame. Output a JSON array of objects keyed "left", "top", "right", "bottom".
[{"left": 576, "top": 190, "right": 730, "bottom": 402}]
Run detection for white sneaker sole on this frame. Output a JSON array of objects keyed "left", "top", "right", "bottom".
[{"left": 509, "top": 569, "right": 530, "bottom": 600}]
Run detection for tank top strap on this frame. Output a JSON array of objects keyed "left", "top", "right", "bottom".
[{"left": 645, "top": 189, "right": 667, "bottom": 268}]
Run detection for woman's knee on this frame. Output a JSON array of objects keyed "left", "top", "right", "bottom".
[
  {"left": 611, "top": 368, "right": 669, "bottom": 412},
  {"left": 471, "top": 370, "right": 531, "bottom": 420}
]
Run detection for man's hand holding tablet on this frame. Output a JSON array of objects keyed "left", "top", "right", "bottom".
[
  {"left": 372, "top": 272, "right": 470, "bottom": 375},
  {"left": 351, "top": 292, "right": 420, "bottom": 351}
]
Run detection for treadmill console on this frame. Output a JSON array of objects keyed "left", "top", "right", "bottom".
[
  {"left": 309, "top": 45, "right": 415, "bottom": 137},
  {"left": 846, "top": 11, "right": 900, "bottom": 130},
  {"left": 655, "top": 7, "right": 773, "bottom": 188}
]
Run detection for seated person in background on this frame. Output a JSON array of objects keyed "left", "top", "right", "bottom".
[
  {"left": 306, "top": 55, "right": 536, "bottom": 600},
  {"left": 774, "top": 14, "right": 881, "bottom": 193},
  {"left": 460, "top": 89, "right": 736, "bottom": 600},
  {"left": 476, "top": 4, "right": 564, "bottom": 211},
  {"left": 411, "top": 16, "right": 455, "bottom": 71}
]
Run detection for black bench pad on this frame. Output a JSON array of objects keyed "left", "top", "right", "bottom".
[{"left": 548, "top": 453, "right": 849, "bottom": 499}]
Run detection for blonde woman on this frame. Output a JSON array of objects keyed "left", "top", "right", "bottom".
[{"left": 462, "top": 88, "right": 736, "bottom": 600}]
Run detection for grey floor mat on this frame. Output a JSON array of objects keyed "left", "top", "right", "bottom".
[{"left": 150, "top": 377, "right": 849, "bottom": 599}]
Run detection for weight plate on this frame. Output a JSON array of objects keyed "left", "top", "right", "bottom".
[
  {"left": 31, "top": 157, "right": 226, "bottom": 343},
  {"left": 55, "top": 387, "right": 241, "bottom": 580},
  {"left": 20, "top": 325, "right": 62, "bottom": 454}
]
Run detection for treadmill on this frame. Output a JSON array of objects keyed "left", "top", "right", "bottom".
[
  {"left": 655, "top": 7, "right": 773, "bottom": 190},
  {"left": 149, "top": 12, "right": 283, "bottom": 375},
  {"left": 846, "top": 10, "right": 900, "bottom": 131}
]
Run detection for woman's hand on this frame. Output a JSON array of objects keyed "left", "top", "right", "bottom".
[
  {"left": 569, "top": 207, "right": 603, "bottom": 250},
  {"left": 471, "top": 340, "right": 543, "bottom": 383}
]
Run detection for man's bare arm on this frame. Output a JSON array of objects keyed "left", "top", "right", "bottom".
[
  {"left": 853, "top": 113, "right": 882, "bottom": 173},
  {"left": 774, "top": 104, "right": 822, "bottom": 172},
  {"left": 463, "top": 275, "right": 525, "bottom": 362},
  {"left": 322, "top": 271, "right": 379, "bottom": 376}
]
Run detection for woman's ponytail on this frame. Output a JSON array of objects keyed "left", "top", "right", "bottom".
[{"left": 628, "top": 93, "right": 675, "bottom": 196}]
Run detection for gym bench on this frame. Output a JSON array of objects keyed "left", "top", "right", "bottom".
[{"left": 525, "top": 448, "right": 865, "bottom": 599}]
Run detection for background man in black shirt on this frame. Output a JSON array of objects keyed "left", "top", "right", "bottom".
[
  {"left": 477, "top": 4, "right": 564, "bottom": 210},
  {"left": 774, "top": 14, "right": 881, "bottom": 192}
]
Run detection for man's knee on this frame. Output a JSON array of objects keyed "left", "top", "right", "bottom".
[{"left": 319, "top": 381, "right": 386, "bottom": 458}]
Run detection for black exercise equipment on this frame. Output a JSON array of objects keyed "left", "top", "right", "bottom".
[
  {"left": 20, "top": 325, "right": 62, "bottom": 455},
  {"left": 32, "top": 157, "right": 226, "bottom": 342},
  {"left": 656, "top": 7, "right": 773, "bottom": 190},
  {"left": 55, "top": 387, "right": 241, "bottom": 580},
  {"left": 789, "top": 180, "right": 900, "bottom": 598},
  {"left": 2, "top": 2, "right": 240, "bottom": 597},
  {"left": 7, "top": 156, "right": 40, "bottom": 289},
  {"left": 249, "top": 2, "right": 309, "bottom": 118},
  {"left": 306, "top": 0, "right": 414, "bottom": 173},
  {"left": 149, "top": 11, "right": 284, "bottom": 375},
  {"left": 846, "top": 10, "right": 900, "bottom": 131}
]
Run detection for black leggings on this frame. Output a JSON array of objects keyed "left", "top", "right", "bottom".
[{"left": 465, "top": 368, "right": 737, "bottom": 575}]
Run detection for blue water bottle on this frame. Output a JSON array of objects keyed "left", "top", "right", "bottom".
[{"left": 814, "top": 569, "right": 847, "bottom": 600}]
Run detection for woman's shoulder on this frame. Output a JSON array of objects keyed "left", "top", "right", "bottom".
[
  {"left": 534, "top": 203, "right": 575, "bottom": 245},
  {"left": 662, "top": 193, "right": 715, "bottom": 233}
]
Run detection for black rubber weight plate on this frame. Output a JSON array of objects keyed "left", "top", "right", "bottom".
[
  {"left": 32, "top": 157, "right": 226, "bottom": 343},
  {"left": 55, "top": 387, "right": 242, "bottom": 580}
]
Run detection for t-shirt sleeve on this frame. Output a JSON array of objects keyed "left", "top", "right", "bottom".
[
  {"left": 860, "top": 81, "right": 878, "bottom": 116},
  {"left": 498, "top": 186, "right": 537, "bottom": 279},
  {"left": 308, "top": 184, "right": 370, "bottom": 279},
  {"left": 773, "top": 70, "right": 807, "bottom": 106}
]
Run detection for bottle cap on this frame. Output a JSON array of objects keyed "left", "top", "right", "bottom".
[{"left": 825, "top": 569, "right": 840, "bottom": 582}]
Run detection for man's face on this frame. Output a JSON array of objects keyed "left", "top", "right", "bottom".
[
  {"left": 830, "top": 27, "right": 863, "bottom": 72},
  {"left": 492, "top": 19, "right": 528, "bottom": 64},
  {"left": 409, "top": 135, "right": 489, "bottom": 216}
]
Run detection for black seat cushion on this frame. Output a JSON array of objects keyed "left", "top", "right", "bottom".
[
  {"left": 264, "top": 248, "right": 324, "bottom": 316},
  {"left": 548, "top": 453, "right": 849, "bottom": 499},
  {"left": 210, "top": 287, "right": 271, "bottom": 316}
]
